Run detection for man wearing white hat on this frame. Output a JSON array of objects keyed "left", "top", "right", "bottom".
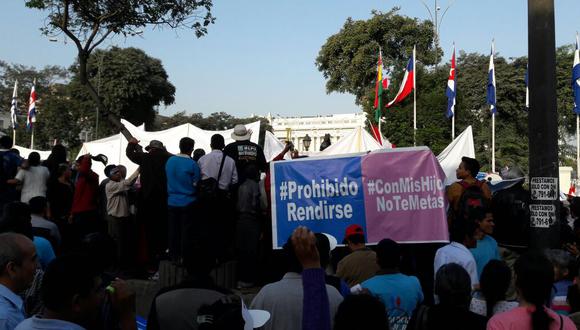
[{"left": 224, "top": 124, "right": 267, "bottom": 185}]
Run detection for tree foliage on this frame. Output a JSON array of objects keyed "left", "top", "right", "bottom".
[
  {"left": 316, "top": 9, "right": 442, "bottom": 106},
  {"left": 70, "top": 47, "right": 176, "bottom": 138},
  {"left": 25, "top": 0, "right": 215, "bottom": 139}
]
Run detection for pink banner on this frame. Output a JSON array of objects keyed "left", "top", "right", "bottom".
[{"left": 361, "top": 149, "right": 449, "bottom": 243}]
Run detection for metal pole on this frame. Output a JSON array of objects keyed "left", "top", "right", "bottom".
[
  {"left": 413, "top": 46, "right": 417, "bottom": 146},
  {"left": 452, "top": 115, "right": 455, "bottom": 141},
  {"left": 30, "top": 126, "right": 34, "bottom": 150},
  {"left": 528, "top": 0, "right": 560, "bottom": 249},
  {"left": 491, "top": 114, "right": 495, "bottom": 173},
  {"left": 12, "top": 129, "right": 15, "bottom": 146}
]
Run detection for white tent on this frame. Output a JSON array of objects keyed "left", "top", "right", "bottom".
[
  {"left": 316, "top": 126, "right": 388, "bottom": 156},
  {"left": 436, "top": 126, "right": 475, "bottom": 185},
  {"left": 13, "top": 146, "right": 52, "bottom": 160},
  {"left": 78, "top": 119, "right": 261, "bottom": 181}
]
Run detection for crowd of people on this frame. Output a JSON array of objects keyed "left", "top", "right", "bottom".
[{"left": 2, "top": 125, "right": 580, "bottom": 330}]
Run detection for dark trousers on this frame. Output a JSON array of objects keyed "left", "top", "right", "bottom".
[
  {"left": 137, "top": 193, "right": 168, "bottom": 269},
  {"left": 72, "top": 210, "right": 99, "bottom": 248},
  {"left": 107, "top": 215, "right": 136, "bottom": 268},
  {"left": 167, "top": 202, "right": 196, "bottom": 263},
  {"left": 236, "top": 216, "right": 261, "bottom": 283},
  {"left": 200, "top": 194, "right": 234, "bottom": 263}
]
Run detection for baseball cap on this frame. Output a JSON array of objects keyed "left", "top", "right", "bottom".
[
  {"left": 145, "top": 140, "right": 164, "bottom": 151},
  {"left": 344, "top": 224, "right": 364, "bottom": 241}
]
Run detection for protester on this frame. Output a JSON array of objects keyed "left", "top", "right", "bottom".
[
  {"left": 566, "top": 264, "right": 580, "bottom": 327},
  {"left": 469, "top": 259, "right": 517, "bottom": 317},
  {"left": 334, "top": 294, "right": 389, "bottom": 330},
  {"left": 224, "top": 124, "right": 267, "bottom": 184},
  {"left": 193, "top": 149, "right": 206, "bottom": 162},
  {"left": 470, "top": 210, "right": 500, "bottom": 277},
  {"left": 42, "top": 145, "right": 67, "bottom": 179},
  {"left": 126, "top": 138, "right": 171, "bottom": 272},
  {"left": 235, "top": 164, "right": 262, "bottom": 288},
  {"left": 320, "top": 134, "right": 332, "bottom": 151},
  {"left": 98, "top": 164, "right": 117, "bottom": 225},
  {"left": 250, "top": 231, "right": 343, "bottom": 330},
  {"left": 336, "top": 224, "right": 379, "bottom": 287},
  {"left": 545, "top": 249, "right": 574, "bottom": 315},
  {"left": 360, "top": 238, "right": 423, "bottom": 328},
  {"left": 314, "top": 233, "right": 349, "bottom": 297},
  {"left": 106, "top": 165, "right": 140, "bottom": 268},
  {"left": 198, "top": 134, "right": 238, "bottom": 262},
  {"left": 488, "top": 252, "right": 576, "bottom": 330},
  {"left": 0, "top": 233, "right": 37, "bottom": 330},
  {"left": 446, "top": 157, "right": 491, "bottom": 223},
  {"left": 165, "top": 137, "right": 200, "bottom": 264},
  {"left": 15, "top": 254, "right": 137, "bottom": 330},
  {"left": 408, "top": 263, "right": 487, "bottom": 330},
  {"left": 0, "top": 136, "right": 22, "bottom": 215},
  {"left": 147, "top": 249, "right": 230, "bottom": 330},
  {"left": 434, "top": 207, "right": 482, "bottom": 289},
  {"left": 70, "top": 154, "right": 100, "bottom": 244},
  {"left": 0, "top": 202, "right": 54, "bottom": 270},
  {"left": 28, "top": 196, "right": 61, "bottom": 248},
  {"left": 8, "top": 152, "right": 49, "bottom": 204}
]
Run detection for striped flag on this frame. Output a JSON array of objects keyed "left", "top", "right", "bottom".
[
  {"left": 487, "top": 41, "right": 497, "bottom": 114},
  {"left": 26, "top": 82, "right": 37, "bottom": 131},
  {"left": 446, "top": 44, "right": 456, "bottom": 118},
  {"left": 374, "top": 50, "right": 389, "bottom": 123},
  {"left": 573, "top": 33, "right": 580, "bottom": 115},
  {"left": 10, "top": 80, "right": 18, "bottom": 129},
  {"left": 386, "top": 48, "right": 415, "bottom": 108}
]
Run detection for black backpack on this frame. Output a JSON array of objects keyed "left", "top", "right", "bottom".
[{"left": 198, "top": 153, "right": 227, "bottom": 201}]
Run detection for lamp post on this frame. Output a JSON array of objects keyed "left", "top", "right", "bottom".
[
  {"left": 419, "top": 0, "right": 455, "bottom": 47},
  {"left": 303, "top": 134, "right": 312, "bottom": 151}
]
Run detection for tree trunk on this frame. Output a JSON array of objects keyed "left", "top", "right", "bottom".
[{"left": 78, "top": 50, "right": 133, "bottom": 141}]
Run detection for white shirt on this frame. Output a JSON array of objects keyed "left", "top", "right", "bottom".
[
  {"left": 15, "top": 166, "right": 50, "bottom": 203},
  {"left": 434, "top": 242, "right": 479, "bottom": 288},
  {"left": 198, "top": 150, "right": 238, "bottom": 190}
]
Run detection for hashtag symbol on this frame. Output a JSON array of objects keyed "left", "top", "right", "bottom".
[
  {"left": 367, "top": 180, "right": 375, "bottom": 195},
  {"left": 280, "top": 181, "right": 288, "bottom": 201}
]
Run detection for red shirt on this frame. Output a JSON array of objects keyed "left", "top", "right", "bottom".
[{"left": 71, "top": 157, "right": 99, "bottom": 214}]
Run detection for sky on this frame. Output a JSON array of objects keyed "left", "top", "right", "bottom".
[{"left": 0, "top": 1, "right": 579, "bottom": 119}]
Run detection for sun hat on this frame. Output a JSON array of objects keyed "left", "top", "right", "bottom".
[{"left": 231, "top": 124, "right": 252, "bottom": 141}]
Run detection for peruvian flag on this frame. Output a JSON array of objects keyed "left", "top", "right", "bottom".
[{"left": 386, "top": 46, "right": 415, "bottom": 108}]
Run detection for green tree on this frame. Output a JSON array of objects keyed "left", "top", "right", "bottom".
[
  {"left": 25, "top": 0, "right": 215, "bottom": 139},
  {"left": 69, "top": 47, "right": 176, "bottom": 138}
]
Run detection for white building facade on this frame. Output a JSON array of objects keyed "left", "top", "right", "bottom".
[{"left": 267, "top": 113, "right": 367, "bottom": 152}]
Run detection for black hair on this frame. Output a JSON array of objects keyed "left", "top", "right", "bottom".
[
  {"left": 80, "top": 233, "right": 116, "bottom": 272},
  {"left": 103, "top": 164, "right": 116, "bottom": 178},
  {"left": 193, "top": 149, "right": 206, "bottom": 162},
  {"left": 334, "top": 294, "right": 389, "bottom": 330},
  {"left": 346, "top": 233, "right": 365, "bottom": 245},
  {"left": 480, "top": 260, "right": 511, "bottom": 318},
  {"left": 514, "top": 252, "right": 555, "bottom": 330},
  {"left": 0, "top": 136, "right": 13, "bottom": 149},
  {"left": 57, "top": 163, "right": 71, "bottom": 177},
  {"left": 210, "top": 134, "right": 225, "bottom": 150},
  {"left": 28, "top": 152, "right": 41, "bottom": 166},
  {"left": 376, "top": 238, "right": 400, "bottom": 269},
  {"left": 571, "top": 197, "right": 580, "bottom": 218},
  {"left": 41, "top": 254, "right": 101, "bottom": 313},
  {"left": 46, "top": 144, "right": 67, "bottom": 165},
  {"left": 0, "top": 202, "right": 33, "bottom": 239},
  {"left": 179, "top": 137, "right": 195, "bottom": 154},
  {"left": 28, "top": 196, "right": 47, "bottom": 215},
  {"left": 0, "top": 233, "right": 27, "bottom": 276},
  {"left": 461, "top": 156, "right": 480, "bottom": 178},
  {"left": 315, "top": 233, "right": 331, "bottom": 268},
  {"left": 9, "top": 148, "right": 20, "bottom": 156},
  {"left": 435, "top": 263, "right": 472, "bottom": 308},
  {"left": 449, "top": 213, "right": 479, "bottom": 243},
  {"left": 282, "top": 236, "right": 303, "bottom": 273}
]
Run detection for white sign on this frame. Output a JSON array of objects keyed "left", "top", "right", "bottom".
[
  {"left": 529, "top": 204, "right": 556, "bottom": 228},
  {"left": 530, "top": 177, "right": 558, "bottom": 201}
]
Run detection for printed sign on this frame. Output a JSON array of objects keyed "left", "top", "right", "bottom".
[
  {"left": 530, "top": 177, "right": 558, "bottom": 201},
  {"left": 529, "top": 204, "right": 556, "bottom": 228},
  {"left": 270, "top": 147, "right": 449, "bottom": 248}
]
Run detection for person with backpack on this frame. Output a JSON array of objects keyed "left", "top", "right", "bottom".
[{"left": 446, "top": 157, "right": 491, "bottom": 225}]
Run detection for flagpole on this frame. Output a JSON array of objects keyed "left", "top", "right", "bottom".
[
  {"left": 30, "top": 127, "right": 34, "bottom": 150},
  {"left": 12, "top": 129, "right": 16, "bottom": 146},
  {"left": 413, "top": 45, "right": 417, "bottom": 147},
  {"left": 452, "top": 116, "right": 455, "bottom": 141},
  {"left": 492, "top": 113, "right": 495, "bottom": 173}
]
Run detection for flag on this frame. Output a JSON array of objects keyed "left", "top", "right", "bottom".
[
  {"left": 26, "top": 82, "right": 37, "bottom": 131},
  {"left": 446, "top": 44, "right": 456, "bottom": 118},
  {"left": 487, "top": 41, "right": 497, "bottom": 114},
  {"left": 525, "top": 65, "right": 529, "bottom": 110},
  {"left": 10, "top": 80, "right": 18, "bottom": 129},
  {"left": 370, "top": 124, "right": 383, "bottom": 145},
  {"left": 386, "top": 48, "right": 415, "bottom": 108},
  {"left": 374, "top": 50, "right": 389, "bottom": 123},
  {"left": 573, "top": 33, "right": 580, "bottom": 115},
  {"left": 569, "top": 182, "right": 576, "bottom": 197}
]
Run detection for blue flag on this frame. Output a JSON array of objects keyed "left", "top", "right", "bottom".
[
  {"left": 573, "top": 33, "right": 580, "bottom": 115},
  {"left": 487, "top": 41, "right": 497, "bottom": 115}
]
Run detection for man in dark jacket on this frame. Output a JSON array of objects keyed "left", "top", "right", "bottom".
[
  {"left": 126, "top": 138, "right": 171, "bottom": 272},
  {"left": 224, "top": 124, "right": 267, "bottom": 184}
]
